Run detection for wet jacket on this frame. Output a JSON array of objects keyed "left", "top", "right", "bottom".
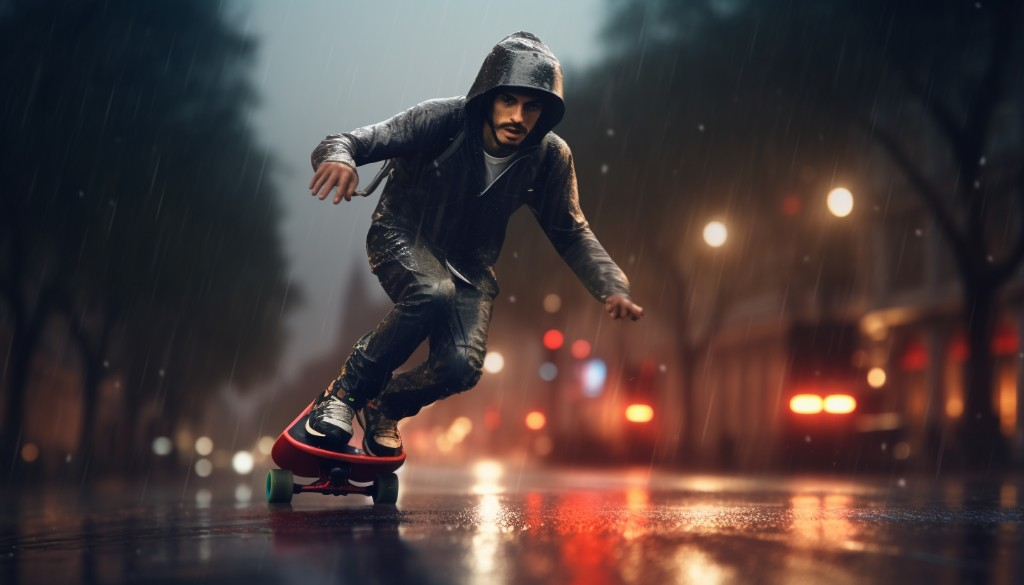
[{"left": 312, "top": 32, "right": 631, "bottom": 302}]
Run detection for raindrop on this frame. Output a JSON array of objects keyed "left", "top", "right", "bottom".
[
  {"left": 898, "top": 478, "right": 907, "bottom": 487},
  {"left": 158, "top": 369, "right": 166, "bottom": 377},
  {"left": 103, "top": 360, "right": 110, "bottom": 368},
  {"left": 804, "top": 436, "right": 812, "bottom": 443},
  {"left": 508, "top": 295, "right": 516, "bottom": 304},
  {"left": 914, "top": 229, "right": 923, "bottom": 237},
  {"left": 697, "top": 124, "right": 705, "bottom": 132},
  {"left": 600, "top": 164, "right": 609, "bottom": 174},
  {"left": 78, "top": 190, "right": 85, "bottom": 198},
  {"left": 606, "top": 128, "right": 615, "bottom": 137},
  {"left": 979, "top": 155, "right": 987, "bottom": 166},
  {"left": 658, "top": 364, "right": 667, "bottom": 373}
]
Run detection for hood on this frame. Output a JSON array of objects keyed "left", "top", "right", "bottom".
[{"left": 466, "top": 32, "right": 565, "bottom": 142}]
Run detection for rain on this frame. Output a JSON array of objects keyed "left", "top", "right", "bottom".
[{"left": 1, "top": 0, "right": 1023, "bottom": 583}]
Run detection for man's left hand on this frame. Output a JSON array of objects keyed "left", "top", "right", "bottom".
[{"left": 605, "top": 294, "right": 644, "bottom": 321}]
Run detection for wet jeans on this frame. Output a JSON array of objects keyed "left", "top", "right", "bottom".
[{"left": 334, "top": 225, "right": 493, "bottom": 420}]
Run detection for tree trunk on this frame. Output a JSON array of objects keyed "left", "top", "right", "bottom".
[
  {"left": 76, "top": 360, "right": 103, "bottom": 484},
  {"left": 69, "top": 309, "right": 116, "bottom": 481},
  {"left": 2, "top": 324, "right": 35, "bottom": 471},
  {"left": 958, "top": 281, "right": 1006, "bottom": 468},
  {"left": 1, "top": 306, "right": 46, "bottom": 477}
]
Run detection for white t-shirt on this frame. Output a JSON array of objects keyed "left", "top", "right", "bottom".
[{"left": 483, "top": 151, "right": 514, "bottom": 188}]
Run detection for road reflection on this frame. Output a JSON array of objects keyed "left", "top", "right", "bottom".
[{"left": 0, "top": 469, "right": 1020, "bottom": 584}]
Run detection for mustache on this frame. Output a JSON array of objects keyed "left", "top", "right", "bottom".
[{"left": 498, "top": 122, "right": 526, "bottom": 133}]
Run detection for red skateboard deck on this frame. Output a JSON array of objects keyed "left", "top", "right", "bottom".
[{"left": 266, "top": 401, "right": 406, "bottom": 504}]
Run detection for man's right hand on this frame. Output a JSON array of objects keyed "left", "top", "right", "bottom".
[{"left": 310, "top": 161, "right": 358, "bottom": 204}]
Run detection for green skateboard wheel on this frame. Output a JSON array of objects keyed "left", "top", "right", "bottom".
[{"left": 266, "top": 468, "right": 294, "bottom": 503}]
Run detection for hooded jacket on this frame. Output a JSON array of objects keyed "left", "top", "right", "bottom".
[{"left": 312, "top": 32, "right": 630, "bottom": 302}]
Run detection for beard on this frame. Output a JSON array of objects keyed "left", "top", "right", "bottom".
[{"left": 487, "top": 117, "right": 527, "bottom": 153}]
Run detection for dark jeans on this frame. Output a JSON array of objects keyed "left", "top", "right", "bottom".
[{"left": 335, "top": 226, "right": 493, "bottom": 420}]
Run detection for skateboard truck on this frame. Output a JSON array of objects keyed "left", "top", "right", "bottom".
[{"left": 267, "top": 464, "right": 400, "bottom": 505}]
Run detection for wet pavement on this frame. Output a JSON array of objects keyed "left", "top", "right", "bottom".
[{"left": 1, "top": 462, "right": 1022, "bottom": 584}]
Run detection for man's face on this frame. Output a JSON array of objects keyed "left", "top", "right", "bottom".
[{"left": 483, "top": 90, "right": 544, "bottom": 154}]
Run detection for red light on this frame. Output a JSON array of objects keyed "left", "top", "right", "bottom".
[
  {"left": 823, "top": 394, "right": 857, "bottom": 414},
  {"left": 625, "top": 404, "right": 654, "bottom": 423},
  {"left": 542, "top": 329, "right": 564, "bottom": 350},
  {"left": 484, "top": 408, "right": 501, "bottom": 430},
  {"left": 570, "top": 339, "right": 591, "bottom": 359},
  {"left": 789, "top": 394, "right": 823, "bottom": 414},
  {"left": 781, "top": 195, "right": 802, "bottom": 216}
]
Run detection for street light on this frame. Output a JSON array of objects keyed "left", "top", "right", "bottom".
[
  {"left": 703, "top": 221, "right": 728, "bottom": 248},
  {"left": 826, "top": 187, "right": 854, "bottom": 218}
]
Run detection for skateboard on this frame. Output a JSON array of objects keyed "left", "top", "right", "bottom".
[{"left": 266, "top": 401, "right": 406, "bottom": 505}]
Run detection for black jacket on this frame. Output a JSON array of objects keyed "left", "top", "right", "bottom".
[{"left": 312, "top": 32, "right": 630, "bottom": 302}]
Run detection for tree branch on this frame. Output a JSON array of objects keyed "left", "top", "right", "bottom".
[
  {"left": 861, "top": 119, "right": 967, "bottom": 252},
  {"left": 990, "top": 166, "right": 1024, "bottom": 285},
  {"left": 887, "top": 54, "right": 966, "bottom": 160}
]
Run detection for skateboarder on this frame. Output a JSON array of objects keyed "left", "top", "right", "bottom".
[{"left": 306, "top": 32, "right": 644, "bottom": 457}]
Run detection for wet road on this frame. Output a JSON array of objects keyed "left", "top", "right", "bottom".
[{"left": 1, "top": 462, "right": 1022, "bottom": 584}]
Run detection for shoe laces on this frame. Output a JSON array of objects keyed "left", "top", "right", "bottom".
[{"left": 320, "top": 395, "right": 354, "bottom": 425}]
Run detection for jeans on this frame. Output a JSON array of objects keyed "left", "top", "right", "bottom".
[{"left": 335, "top": 226, "right": 493, "bottom": 420}]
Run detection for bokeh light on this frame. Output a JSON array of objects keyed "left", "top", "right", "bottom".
[
  {"left": 232, "top": 451, "right": 254, "bottom": 475},
  {"left": 525, "top": 411, "right": 547, "bottom": 430},
  {"left": 483, "top": 351, "right": 505, "bottom": 373},
  {"left": 571, "top": 339, "right": 591, "bottom": 359},
  {"left": 625, "top": 404, "right": 654, "bottom": 423},
  {"left": 867, "top": 367, "right": 887, "bottom": 388},
  {"left": 703, "top": 221, "right": 728, "bottom": 247},
  {"left": 542, "top": 329, "right": 564, "bottom": 350},
  {"left": 195, "top": 436, "right": 214, "bottom": 456},
  {"left": 152, "top": 436, "right": 173, "bottom": 456},
  {"left": 827, "top": 187, "right": 854, "bottom": 217}
]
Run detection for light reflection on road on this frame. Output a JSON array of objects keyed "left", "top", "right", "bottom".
[{"left": 0, "top": 465, "right": 1021, "bottom": 584}]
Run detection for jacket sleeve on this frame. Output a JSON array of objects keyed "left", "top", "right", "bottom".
[
  {"left": 311, "top": 98, "right": 459, "bottom": 171},
  {"left": 528, "top": 137, "right": 632, "bottom": 303}
]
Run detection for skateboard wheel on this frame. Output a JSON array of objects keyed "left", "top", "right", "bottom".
[
  {"left": 372, "top": 472, "right": 399, "bottom": 505},
  {"left": 266, "top": 468, "right": 294, "bottom": 504}
]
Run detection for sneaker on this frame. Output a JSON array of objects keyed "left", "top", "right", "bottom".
[
  {"left": 356, "top": 402, "right": 403, "bottom": 457},
  {"left": 305, "top": 382, "right": 358, "bottom": 451}
]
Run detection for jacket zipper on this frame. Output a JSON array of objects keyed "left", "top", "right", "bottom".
[{"left": 478, "top": 145, "right": 539, "bottom": 197}]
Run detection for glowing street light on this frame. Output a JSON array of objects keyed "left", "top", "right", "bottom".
[
  {"left": 703, "top": 221, "right": 728, "bottom": 248},
  {"left": 827, "top": 187, "right": 854, "bottom": 218}
]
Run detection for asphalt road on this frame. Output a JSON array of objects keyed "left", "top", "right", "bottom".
[{"left": 2, "top": 462, "right": 1022, "bottom": 584}]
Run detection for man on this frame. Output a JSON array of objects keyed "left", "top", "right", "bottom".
[{"left": 306, "top": 32, "right": 644, "bottom": 457}]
